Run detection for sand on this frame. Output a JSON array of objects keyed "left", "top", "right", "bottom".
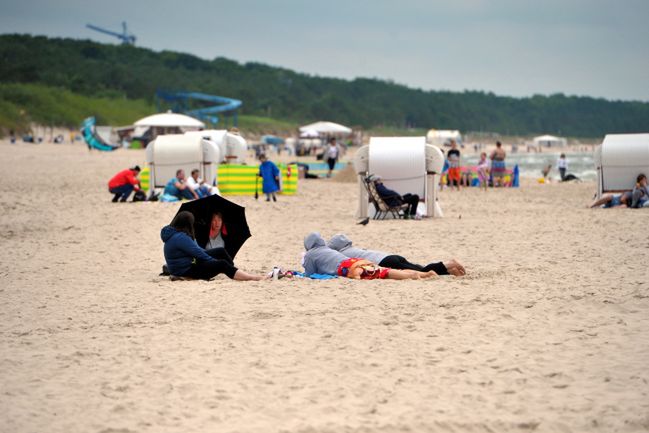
[{"left": 1, "top": 141, "right": 648, "bottom": 433}]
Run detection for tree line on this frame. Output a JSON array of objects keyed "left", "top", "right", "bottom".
[{"left": 1, "top": 34, "right": 648, "bottom": 137}]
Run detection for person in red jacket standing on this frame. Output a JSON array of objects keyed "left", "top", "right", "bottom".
[{"left": 108, "top": 166, "right": 141, "bottom": 202}]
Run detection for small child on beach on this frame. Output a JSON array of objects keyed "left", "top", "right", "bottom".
[
  {"left": 258, "top": 154, "right": 280, "bottom": 202},
  {"left": 476, "top": 152, "right": 489, "bottom": 190}
]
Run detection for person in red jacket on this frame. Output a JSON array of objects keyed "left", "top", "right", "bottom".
[{"left": 108, "top": 166, "right": 141, "bottom": 202}]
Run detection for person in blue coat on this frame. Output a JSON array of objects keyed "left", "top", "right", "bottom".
[
  {"left": 258, "top": 154, "right": 280, "bottom": 202},
  {"left": 161, "top": 211, "right": 266, "bottom": 281}
]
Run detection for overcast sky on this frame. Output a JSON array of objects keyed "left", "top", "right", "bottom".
[{"left": 2, "top": 0, "right": 648, "bottom": 101}]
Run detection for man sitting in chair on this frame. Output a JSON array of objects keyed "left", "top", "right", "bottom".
[{"left": 369, "top": 175, "right": 420, "bottom": 219}]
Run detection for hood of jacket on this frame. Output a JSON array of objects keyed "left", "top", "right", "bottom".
[
  {"left": 161, "top": 225, "right": 179, "bottom": 242},
  {"left": 304, "top": 232, "right": 326, "bottom": 250},
  {"left": 327, "top": 234, "right": 352, "bottom": 252}
]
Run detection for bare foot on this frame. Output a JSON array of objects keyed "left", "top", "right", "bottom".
[
  {"left": 420, "top": 271, "right": 438, "bottom": 279},
  {"left": 445, "top": 259, "right": 466, "bottom": 276}
]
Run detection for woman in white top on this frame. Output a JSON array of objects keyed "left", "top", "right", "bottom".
[{"left": 557, "top": 154, "right": 568, "bottom": 181}]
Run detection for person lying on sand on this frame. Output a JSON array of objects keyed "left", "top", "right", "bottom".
[
  {"left": 589, "top": 191, "right": 632, "bottom": 208},
  {"left": 161, "top": 211, "right": 267, "bottom": 281},
  {"left": 327, "top": 233, "right": 465, "bottom": 276},
  {"left": 303, "top": 232, "right": 436, "bottom": 280}
]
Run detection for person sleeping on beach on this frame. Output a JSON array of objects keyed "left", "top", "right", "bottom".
[
  {"left": 161, "top": 211, "right": 266, "bottom": 281},
  {"left": 327, "top": 234, "right": 466, "bottom": 276},
  {"left": 302, "top": 232, "right": 437, "bottom": 280}
]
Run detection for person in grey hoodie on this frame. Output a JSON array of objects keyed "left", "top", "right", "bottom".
[
  {"left": 302, "top": 232, "right": 439, "bottom": 280},
  {"left": 327, "top": 234, "right": 466, "bottom": 276},
  {"left": 303, "top": 232, "right": 349, "bottom": 276}
]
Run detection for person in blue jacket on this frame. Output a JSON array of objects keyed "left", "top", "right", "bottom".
[
  {"left": 258, "top": 154, "right": 280, "bottom": 202},
  {"left": 161, "top": 211, "right": 265, "bottom": 281}
]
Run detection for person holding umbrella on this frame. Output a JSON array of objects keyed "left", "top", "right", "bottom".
[
  {"left": 258, "top": 154, "right": 280, "bottom": 202},
  {"left": 161, "top": 211, "right": 266, "bottom": 281}
]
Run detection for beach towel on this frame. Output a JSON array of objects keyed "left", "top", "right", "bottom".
[
  {"left": 292, "top": 271, "right": 338, "bottom": 280},
  {"left": 160, "top": 193, "right": 180, "bottom": 202}
]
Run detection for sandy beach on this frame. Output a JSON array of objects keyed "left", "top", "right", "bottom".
[{"left": 1, "top": 141, "right": 648, "bottom": 433}]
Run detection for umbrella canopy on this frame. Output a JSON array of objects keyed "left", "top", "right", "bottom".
[
  {"left": 299, "top": 121, "right": 352, "bottom": 135},
  {"left": 176, "top": 195, "right": 251, "bottom": 259},
  {"left": 300, "top": 129, "right": 320, "bottom": 138},
  {"left": 134, "top": 112, "right": 205, "bottom": 128}
]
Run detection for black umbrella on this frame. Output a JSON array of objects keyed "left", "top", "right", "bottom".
[{"left": 176, "top": 195, "right": 251, "bottom": 259}]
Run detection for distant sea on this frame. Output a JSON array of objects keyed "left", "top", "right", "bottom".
[{"left": 462, "top": 151, "right": 596, "bottom": 181}]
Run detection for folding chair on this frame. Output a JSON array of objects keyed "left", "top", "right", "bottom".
[{"left": 364, "top": 176, "right": 409, "bottom": 220}]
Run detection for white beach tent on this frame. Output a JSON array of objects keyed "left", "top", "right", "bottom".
[
  {"left": 426, "top": 129, "right": 462, "bottom": 147},
  {"left": 354, "top": 137, "right": 445, "bottom": 218},
  {"left": 533, "top": 134, "right": 567, "bottom": 148},
  {"left": 145, "top": 134, "right": 220, "bottom": 192},
  {"left": 133, "top": 111, "right": 205, "bottom": 140},
  {"left": 183, "top": 129, "right": 248, "bottom": 164},
  {"left": 299, "top": 121, "right": 352, "bottom": 135},
  {"left": 184, "top": 130, "right": 228, "bottom": 162},
  {"left": 594, "top": 133, "right": 649, "bottom": 198},
  {"left": 134, "top": 112, "right": 205, "bottom": 128}
]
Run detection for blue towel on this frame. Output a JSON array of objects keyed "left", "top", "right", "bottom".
[
  {"left": 292, "top": 271, "right": 338, "bottom": 280},
  {"left": 160, "top": 193, "right": 180, "bottom": 202}
]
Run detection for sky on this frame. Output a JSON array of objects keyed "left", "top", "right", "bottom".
[{"left": 2, "top": 0, "right": 648, "bottom": 101}]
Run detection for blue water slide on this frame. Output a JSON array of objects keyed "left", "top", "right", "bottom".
[
  {"left": 81, "top": 117, "right": 120, "bottom": 151},
  {"left": 155, "top": 91, "right": 242, "bottom": 126}
]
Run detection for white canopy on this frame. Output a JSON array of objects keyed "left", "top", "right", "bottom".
[
  {"left": 134, "top": 112, "right": 205, "bottom": 128},
  {"left": 299, "top": 121, "right": 351, "bottom": 135},
  {"left": 426, "top": 129, "right": 462, "bottom": 146},
  {"left": 533, "top": 135, "right": 566, "bottom": 147}
]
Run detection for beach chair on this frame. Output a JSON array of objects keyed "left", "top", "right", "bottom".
[{"left": 363, "top": 176, "right": 409, "bottom": 220}]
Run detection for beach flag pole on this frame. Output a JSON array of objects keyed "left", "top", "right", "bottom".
[{"left": 254, "top": 174, "right": 259, "bottom": 200}]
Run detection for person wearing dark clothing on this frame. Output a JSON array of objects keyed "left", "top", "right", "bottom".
[
  {"left": 372, "top": 175, "right": 420, "bottom": 217},
  {"left": 327, "top": 234, "right": 466, "bottom": 276},
  {"left": 161, "top": 211, "right": 265, "bottom": 281}
]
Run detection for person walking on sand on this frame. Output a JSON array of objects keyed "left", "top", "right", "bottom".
[
  {"left": 490, "top": 141, "right": 507, "bottom": 187},
  {"left": 303, "top": 232, "right": 436, "bottom": 280},
  {"left": 161, "top": 211, "right": 266, "bottom": 281},
  {"left": 447, "top": 140, "right": 461, "bottom": 190},
  {"left": 108, "top": 165, "right": 141, "bottom": 202},
  {"left": 557, "top": 153, "right": 568, "bottom": 181},
  {"left": 258, "top": 154, "right": 280, "bottom": 202},
  {"left": 325, "top": 137, "right": 341, "bottom": 178},
  {"left": 327, "top": 234, "right": 465, "bottom": 276}
]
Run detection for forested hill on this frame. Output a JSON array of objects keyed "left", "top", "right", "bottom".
[{"left": 1, "top": 34, "right": 648, "bottom": 137}]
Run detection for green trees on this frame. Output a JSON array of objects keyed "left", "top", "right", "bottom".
[{"left": 1, "top": 34, "right": 648, "bottom": 137}]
